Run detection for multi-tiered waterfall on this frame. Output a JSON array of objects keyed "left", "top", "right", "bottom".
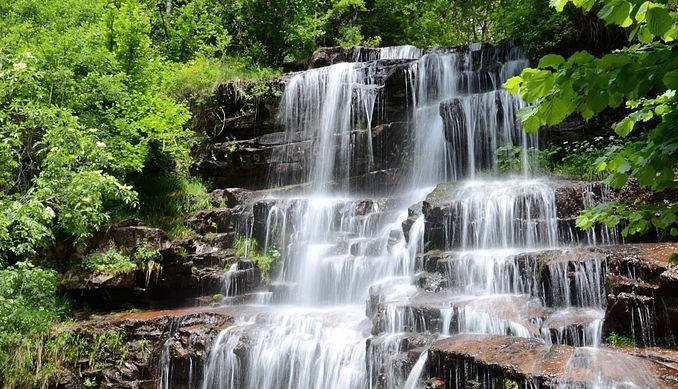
[{"left": 159, "top": 43, "right": 669, "bottom": 389}]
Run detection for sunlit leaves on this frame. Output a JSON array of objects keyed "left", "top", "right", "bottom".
[
  {"left": 645, "top": 6, "right": 673, "bottom": 35},
  {"left": 537, "top": 54, "right": 565, "bottom": 69},
  {"left": 551, "top": 0, "right": 676, "bottom": 44},
  {"left": 549, "top": 0, "right": 569, "bottom": 12},
  {"left": 597, "top": 0, "right": 631, "bottom": 26},
  {"left": 614, "top": 117, "right": 635, "bottom": 137},
  {"left": 550, "top": 0, "right": 595, "bottom": 12},
  {"left": 508, "top": 0, "right": 678, "bottom": 238},
  {"left": 504, "top": 76, "right": 523, "bottom": 94},
  {"left": 577, "top": 201, "right": 678, "bottom": 237}
]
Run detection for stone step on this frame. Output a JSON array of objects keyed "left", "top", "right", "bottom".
[
  {"left": 371, "top": 290, "right": 605, "bottom": 347},
  {"left": 420, "top": 179, "right": 615, "bottom": 250},
  {"left": 419, "top": 248, "right": 607, "bottom": 309},
  {"left": 190, "top": 291, "right": 272, "bottom": 307},
  {"left": 428, "top": 334, "right": 677, "bottom": 388}
]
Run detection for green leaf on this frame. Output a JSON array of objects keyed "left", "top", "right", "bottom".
[
  {"left": 662, "top": 69, "right": 678, "bottom": 89},
  {"left": 597, "top": 0, "right": 632, "bottom": 26},
  {"left": 587, "top": 89, "right": 609, "bottom": 113},
  {"left": 659, "top": 211, "right": 676, "bottom": 226},
  {"left": 637, "top": 25, "right": 653, "bottom": 43},
  {"left": 635, "top": 1, "right": 650, "bottom": 22},
  {"left": 664, "top": 24, "right": 677, "bottom": 41},
  {"left": 550, "top": 0, "right": 570, "bottom": 12},
  {"left": 517, "top": 106, "right": 542, "bottom": 133},
  {"left": 538, "top": 54, "right": 565, "bottom": 69},
  {"left": 607, "top": 172, "right": 629, "bottom": 188},
  {"left": 617, "top": 160, "right": 632, "bottom": 173},
  {"left": 568, "top": 51, "right": 594, "bottom": 64},
  {"left": 522, "top": 113, "right": 541, "bottom": 133},
  {"left": 503, "top": 76, "right": 523, "bottom": 94},
  {"left": 646, "top": 7, "right": 672, "bottom": 36},
  {"left": 614, "top": 117, "right": 635, "bottom": 137}
]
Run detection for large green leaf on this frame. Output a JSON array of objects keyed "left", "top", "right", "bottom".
[
  {"left": 538, "top": 54, "right": 565, "bottom": 69},
  {"left": 550, "top": 0, "right": 569, "bottom": 12},
  {"left": 614, "top": 117, "right": 635, "bottom": 137},
  {"left": 637, "top": 25, "right": 653, "bottom": 43},
  {"left": 646, "top": 7, "right": 672, "bottom": 36},
  {"left": 587, "top": 89, "right": 609, "bottom": 113},
  {"left": 597, "top": 0, "right": 631, "bottom": 26},
  {"left": 662, "top": 69, "right": 678, "bottom": 89},
  {"left": 503, "top": 76, "right": 523, "bottom": 94},
  {"left": 573, "top": 0, "right": 596, "bottom": 11}
]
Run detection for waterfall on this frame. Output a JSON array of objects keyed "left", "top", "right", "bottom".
[{"left": 161, "top": 42, "right": 650, "bottom": 389}]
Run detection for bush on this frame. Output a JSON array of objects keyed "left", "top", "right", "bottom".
[{"left": 0, "top": 262, "right": 62, "bottom": 388}]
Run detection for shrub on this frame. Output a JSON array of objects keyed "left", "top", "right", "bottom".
[{"left": 0, "top": 262, "right": 62, "bottom": 388}]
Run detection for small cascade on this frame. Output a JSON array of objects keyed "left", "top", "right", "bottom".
[
  {"left": 201, "top": 308, "right": 368, "bottom": 389},
  {"left": 403, "top": 352, "right": 428, "bottom": 389},
  {"left": 379, "top": 45, "right": 423, "bottom": 60},
  {"left": 272, "top": 62, "right": 363, "bottom": 190},
  {"left": 437, "top": 179, "right": 559, "bottom": 250},
  {"left": 582, "top": 183, "right": 620, "bottom": 245}
]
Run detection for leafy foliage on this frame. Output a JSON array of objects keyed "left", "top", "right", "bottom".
[
  {"left": 505, "top": 0, "right": 678, "bottom": 237},
  {"left": 606, "top": 332, "right": 637, "bottom": 347},
  {"left": 0, "top": 262, "right": 64, "bottom": 388}
]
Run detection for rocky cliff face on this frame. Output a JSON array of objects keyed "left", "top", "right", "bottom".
[{"left": 55, "top": 43, "right": 678, "bottom": 389}]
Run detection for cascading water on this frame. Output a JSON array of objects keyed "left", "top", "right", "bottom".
[{"left": 158, "top": 42, "right": 649, "bottom": 389}]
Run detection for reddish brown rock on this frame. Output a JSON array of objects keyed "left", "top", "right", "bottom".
[{"left": 429, "top": 334, "right": 676, "bottom": 388}]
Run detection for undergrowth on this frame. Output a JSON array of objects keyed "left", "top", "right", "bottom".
[
  {"left": 497, "top": 136, "right": 619, "bottom": 180},
  {"left": 0, "top": 262, "right": 133, "bottom": 389},
  {"left": 130, "top": 173, "right": 211, "bottom": 240},
  {"left": 233, "top": 236, "right": 280, "bottom": 282}
]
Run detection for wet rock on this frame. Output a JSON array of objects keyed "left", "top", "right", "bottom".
[
  {"left": 367, "top": 333, "right": 430, "bottom": 389},
  {"left": 415, "top": 272, "right": 447, "bottom": 292},
  {"left": 429, "top": 334, "right": 675, "bottom": 388},
  {"left": 188, "top": 208, "right": 246, "bottom": 235},
  {"left": 57, "top": 308, "right": 236, "bottom": 389},
  {"left": 308, "top": 46, "right": 380, "bottom": 68},
  {"left": 194, "top": 78, "right": 283, "bottom": 143},
  {"left": 88, "top": 219, "right": 171, "bottom": 254},
  {"left": 208, "top": 188, "right": 257, "bottom": 208},
  {"left": 196, "top": 140, "right": 276, "bottom": 190},
  {"left": 420, "top": 179, "right": 617, "bottom": 250},
  {"left": 604, "top": 243, "right": 678, "bottom": 343},
  {"left": 551, "top": 180, "right": 607, "bottom": 220}
]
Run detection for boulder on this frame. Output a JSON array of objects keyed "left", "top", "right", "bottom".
[
  {"left": 88, "top": 219, "right": 171, "bottom": 254},
  {"left": 207, "top": 188, "right": 257, "bottom": 208}
]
